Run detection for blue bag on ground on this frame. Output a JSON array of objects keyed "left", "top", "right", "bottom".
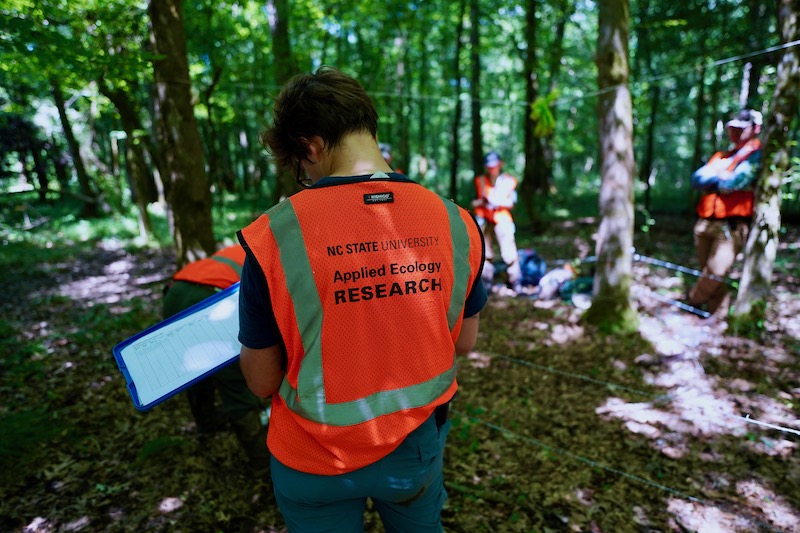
[{"left": 518, "top": 249, "right": 547, "bottom": 287}]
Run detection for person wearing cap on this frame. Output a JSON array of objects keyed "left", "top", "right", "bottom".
[
  {"left": 688, "top": 108, "right": 763, "bottom": 316},
  {"left": 236, "top": 67, "right": 486, "bottom": 531},
  {"left": 472, "top": 151, "right": 523, "bottom": 294}
]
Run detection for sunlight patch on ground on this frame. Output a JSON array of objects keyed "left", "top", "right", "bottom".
[
  {"left": 23, "top": 517, "right": 54, "bottom": 532},
  {"left": 667, "top": 499, "right": 755, "bottom": 532},
  {"left": 466, "top": 351, "right": 492, "bottom": 369},
  {"left": 598, "top": 325, "right": 749, "bottom": 447},
  {"left": 737, "top": 480, "right": 800, "bottom": 532},
  {"left": 53, "top": 254, "right": 165, "bottom": 305},
  {"left": 157, "top": 496, "right": 184, "bottom": 513}
]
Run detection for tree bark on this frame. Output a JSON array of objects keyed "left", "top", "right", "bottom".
[
  {"left": 99, "top": 82, "right": 156, "bottom": 235},
  {"left": 449, "top": 0, "right": 467, "bottom": 201},
  {"left": 148, "top": 0, "right": 216, "bottom": 266},
  {"left": 267, "top": 0, "right": 298, "bottom": 203},
  {"left": 29, "top": 139, "right": 49, "bottom": 203},
  {"left": 583, "top": 0, "right": 638, "bottom": 333},
  {"left": 51, "top": 80, "right": 100, "bottom": 217},
  {"left": 733, "top": 0, "right": 800, "bottom": 321},
  {"left": 469, "top": 0, "right": 483, "bottom": 175},
  {"left": 538, "top": 0, "right": 574, "bottom": 205},
  {"left": 519, "top": 0, "right": 540, "bottom": 224}
]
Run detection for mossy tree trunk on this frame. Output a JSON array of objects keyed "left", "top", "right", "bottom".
[
  {"left": 148, "top": 0, "right": 217, "bottom": 267},
  {"left": 583, "top": 0, "right": 638, "bottom": 334},
  {"left": 732, "top": 0, "right": 800, "bottom": 323}
]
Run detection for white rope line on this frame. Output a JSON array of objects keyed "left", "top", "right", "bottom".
[
  {"left": 213, "top": 42, "right": 800, "bottom": 109},
  {"left": 451, "top": 410, "right": 788, "bottom": 532},
  {"left": 493, "top": 352, "right": 800, "bottom": 438},
  {"left": 453, "top": 409, "right": 705, "bottom": 502}
]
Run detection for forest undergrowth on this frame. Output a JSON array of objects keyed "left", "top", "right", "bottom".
[{"left": 1, "top": 214, "right": 798, "bottom": 533}]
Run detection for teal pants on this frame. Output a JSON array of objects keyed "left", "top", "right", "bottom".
[{"left": 270, "top": 414, "right": 450, "bottom": 533}]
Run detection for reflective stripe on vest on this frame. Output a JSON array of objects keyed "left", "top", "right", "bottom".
[
  {"left": 267, "top": 196, "right": 471, "bottom": 427},
  {"left": 210, "top": 255, "right": 243, "bottom": 277},
  {"left": 172, "top": 245, "right": 245, "bottom": 288}
]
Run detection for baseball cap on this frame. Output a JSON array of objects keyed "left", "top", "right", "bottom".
[
  {"left": 484, "top": 151, "right": 502, "bottom": 168},
  {"left": 726, "top": 109, "right": 763, "bottom": 129}
]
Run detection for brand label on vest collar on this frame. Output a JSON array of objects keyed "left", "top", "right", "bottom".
[{"left": 364, "top": 192, "right": 394, "bottom": 204}]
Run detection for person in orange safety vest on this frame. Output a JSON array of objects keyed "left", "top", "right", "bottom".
[
  {"left": 473, "top": 151, "right": 522, "bottom": 294},
  {"left": 688, "top": 108, "right": 762, "bottom": 317},
  {"left": 164, "top": 245, "right": 267, "bottom": 473},
  {"left": 236, "top": 67, "right": 486, "bottom": 532}
]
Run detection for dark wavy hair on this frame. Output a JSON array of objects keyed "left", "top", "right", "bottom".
[{"left": 261, "top": 67, "right": 379, "bottom": 171}]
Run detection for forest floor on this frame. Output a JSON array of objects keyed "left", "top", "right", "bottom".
[{"left": 1, "top": 213, "right": 799, "bottom": 533}]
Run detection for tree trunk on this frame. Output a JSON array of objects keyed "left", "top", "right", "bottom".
[
  {"left": 469, "top": 0, "right": 483, "bottom": 175},
  {"left": 639, "top": 84, "right": 660, "bottom": 213},
  {"left": 691, "top": 66, "right": 707, "bottom": 172},
  {"left": 538, "top": 0, "right": 575, "bottom": 204},
  {"left": 99, "top": 82, "right": 156, "bottom": 235},
  {"left": 267, "top": 0, "right": 298, "bottom": 203},
  {"left": 148, "top": 0, "right": 216, "bottom": 266},
  {"left": 29, "top": 139, "right": 49, "bottom": 203},
  {"left": 51, "top": 80, "right": 100, "bottom": 218},
  {"left": 733, "top": 0, "right": 800, "bottom": 323},
  {"left": 746, "top": 0, "right": 770, "bottom": 110},
  {"left": 449, "top": 0, "right": 467, "bottom": 201},
  {"left": 417, "top": 30, "right": 430, "bottom": 180},
  {"left": 583, "top": 0, "right": 638, "bottom": 333},
  {"left": 519, "top": 0, "right": 540, "bottom": 224}
]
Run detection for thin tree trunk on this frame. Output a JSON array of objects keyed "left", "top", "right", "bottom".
[
  {"left": 583, "top": 0, "right": 638, "bottom": 333},
  {"left": 469, "top": 0, "right": 483, "bottom": 175},
  {"left": 148, "top": 0, "right": 216, "bottom": 266},
  {"left": 449, "top": 0, "right": 467, "bottom": 201},
  {"left": 267, "top": 0, "right": 298, "bottom": 203},
  {"left": 733, "top": 0, "right": 800, "bottom": 321},
  {"left": 51, "top": 80, "right": 99, "bottom": 217},
  {"left": 29, "top": 139, "right": 49, "bottom": 203},
  {"left": 519, "top": 0, "right": 540, "bottom": 224},
  {"left": 639, "top": 84, "right": 660, "bottom": 213},
  {"left": 99, "top": 82, "right": 156, "bottom": 234},
  {"left": 691, "top": 66, "right": 707, "bottom": 171},
  {"left": 539, "top": 0, "right": 575, "bottom": 204}
]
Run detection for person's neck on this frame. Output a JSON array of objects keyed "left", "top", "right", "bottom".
[{"left": 326, "top": 133, "right": 394, "bottom": 178}]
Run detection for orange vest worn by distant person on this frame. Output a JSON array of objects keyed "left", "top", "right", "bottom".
[
  {"left": 696, "top": 139, "right": 761, "bottom": 219},
  {"left": 474, "top": 174, "right": 517, "bottom": 224},
  {"left": 239, "top": 176, "right": 483, "bottom": 475},
  {"left": 172, "top": 245, "right": 245, "bottom": 289}
]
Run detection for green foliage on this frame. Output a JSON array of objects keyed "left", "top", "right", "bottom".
[
  {"left": 529, "top": 90, "right": 560, "bottom": 138},
  {"left": 136, "top": 436, "right": 187, "bottom": 463},
  {"left": 0, "top": 410, "right": 67, "bottom": 484},
  {"left": 729, "top": 299, "right": 768, "bottom": 339},
  {"left": 1, "top": 191, "right": 171, "bottom": 248}
]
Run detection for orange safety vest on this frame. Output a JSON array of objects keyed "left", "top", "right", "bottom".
[
  {"left": 474, "top": 174, "right": 517, "bottom": 224},
  {"left": 696, "top": 139, "right": 761, "bottom": 219},
  {"left": 239, "top": 176, "right": 483, "bottom": 475},
  {"left": 172, "top": 245, "right": 245, "bottom": 289}
]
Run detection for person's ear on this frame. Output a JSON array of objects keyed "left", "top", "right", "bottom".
[{"left": 305, "top": 136, "right": 326, "bottom": 163}]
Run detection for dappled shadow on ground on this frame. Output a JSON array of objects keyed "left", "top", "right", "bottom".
[{"left": 1, "top": 216, "right": 798, "bottom": 532}]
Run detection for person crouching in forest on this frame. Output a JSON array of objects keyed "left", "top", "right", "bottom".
[
  {"left": 236, "top": 67, "right": 487, "bottom": 532},
  {"left": 472, "top": 151, "right": 523, "bottom": 295},
  {"left": 688, "top": 108, "right": 762, "bottom": 318},
  {"left": 163, "top": 245, "right": 268, "bottom": 474}
]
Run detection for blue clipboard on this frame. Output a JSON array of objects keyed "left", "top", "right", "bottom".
[{"left": 113, "top": 283, "right": 241, "bottom": 411}]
